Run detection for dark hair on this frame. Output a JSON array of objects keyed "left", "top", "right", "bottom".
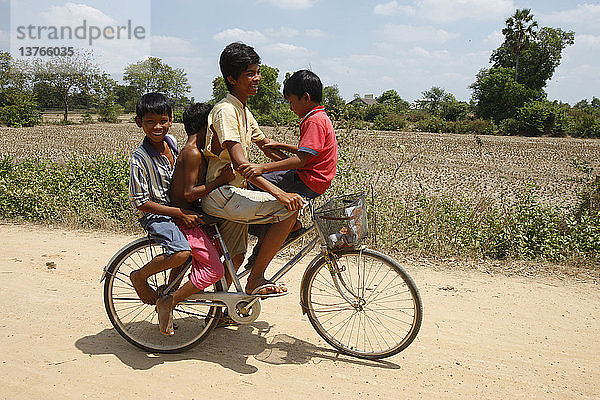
[
  {"left": 183, "top": 102, "right": 213, "bottom": 136},
  {"left": 219, "top": 42, "right": 260, "bottom": 92},
  {"left": 136, "top": 92, "right": 172, "bottom": 120},
  {"left": 283, "top": 70, "right": 323, "bottom": 103}
]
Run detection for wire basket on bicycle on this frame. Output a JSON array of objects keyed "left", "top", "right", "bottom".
[{"left": 313, "top": 192, "right": 369, "bottom": 250}]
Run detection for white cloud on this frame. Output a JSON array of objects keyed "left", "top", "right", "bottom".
[
  {"left": 374, "top": 1, "right": 416, "bottom": 16},
  {"left": 305, "top": 29, "right": 324, "bottom": 38},
  {"left": 257, "top": 0, "right": 314, "bottom": 10},
  {"left": 262, "top": 42, "right": 311, "bottom": 57},
  {"left": 575, "top": 34, "right": 600, "bottom": 49},
  {"left": 264, "top": 27, "right": 299, "bottom": 39},
  {"left": 151, "top": 36, "right": 195, "bottom": 57},
  {"left": 382, "top": 23, "right": 460, "bottom": 44},
  {"left": 40, "top": 2, "right": 115, "bottom": 26},
  {"left": 416, "top": 0, "right": 514, "bottom": 24},
  {"left": 213, "top": 28, "right": 267, "bottom": 45},
  {"left": 541, "top": 4, "right": 600, "bottom": 31}
]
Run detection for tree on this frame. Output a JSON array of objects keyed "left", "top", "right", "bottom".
[
  {"left": 470, "top": 67, "right": 543, "bottom": 121},
  {"left": 491, "top": 27, "right": 574, "bottom": 91},
  {"left": 0, "top": 51, "right": 40, "bottom": 127},
  {"left": 123, "top": 57, "right": 191, "bottom": 106},
  {"left": 114, "top": 84, "right": 139, "bottom": 113},
  {"left": 378, "top": 89, "right": 410, "bottom": 112},
  {"left": 417, "top": 86, "right": 455, "bottom": 115},
  {"left": 499, "top": 8, "right": 538, "bottom": 82},
  {"left": 31, "top": 51, "right": 111, "bottom": 121},
  {"left": 322, "top": 85, "right": 345, "bottom": 120},
  {"left": 210, "top": 76, "right": 227, "bottom": 105}
]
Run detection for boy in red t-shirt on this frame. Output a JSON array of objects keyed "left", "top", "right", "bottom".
[
  {"left": 238, "top": 70, "right": 338, "bottom": 268},
  {"left": 238, "top": 69, "right": 337, "bottom": 199}
]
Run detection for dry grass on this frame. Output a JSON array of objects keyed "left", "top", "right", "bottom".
[{"left": 1, "top": 123, "right": 599, "bottom": 208}]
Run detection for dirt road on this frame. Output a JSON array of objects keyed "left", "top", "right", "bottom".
[{"left": 0, "top": 223, "right": 598, "bottom": 399}]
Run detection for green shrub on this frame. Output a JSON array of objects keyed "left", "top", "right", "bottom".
[
  {"left": 415, "top": 116, "right": 446, "bottom": 133},
  {"left": 80, "top": 112, "right": 95, "bottom": 124},
  {"left": 498, "top": 118, "right": 521, "bottom": 135},
  {"left": 373, "top": 113, "right": 407, "bottom": 131},
  {"left": 405, "top": 109, "right": 429, "bottom": 122},
  {"left": 450, "top": 118, "right": 495, "bottom": 135},
  {"left": 364, "top": 103, "right": 390, "bottom": 122},
  {"left": 516, "top": 100, "right": 566, "bottom": 137},
  {"left": 0, "top": 104, "right": 41, "bottom": 127},
  {"left": 0, "top": 155, "right": 136, "bottom": 231},
  {"left": 98, "top": 102, "right": 124, "bottom": 123},
  {"left": 567, "top": 109, "right": 600, "bottom": 138}
]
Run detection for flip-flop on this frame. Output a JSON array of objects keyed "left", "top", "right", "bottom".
[{"left": 247, "top": 282, "right": 288, "bottom": 298}]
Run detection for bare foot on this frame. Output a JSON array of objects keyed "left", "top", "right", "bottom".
[
  {"left": 246, "top": 278, "right": 287, "bottom": 296},
  {"left": 130, "top": 270, "right": 157, "bottom": 305},
  {"left": 156, "top": 295, "right": 174, "bottom": 336}
]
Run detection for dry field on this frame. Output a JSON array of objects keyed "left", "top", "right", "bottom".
[{"left": 1, "top": 122, "right": 599, "bottom": 208}]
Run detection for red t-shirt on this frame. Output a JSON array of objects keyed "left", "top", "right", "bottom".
[{"left": 297, "top": 106, "right": 338, "bottom": 194}]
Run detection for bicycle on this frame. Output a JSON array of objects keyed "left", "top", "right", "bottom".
[{"left": 101, "top": 193, "right": 422, "bottom": 360}]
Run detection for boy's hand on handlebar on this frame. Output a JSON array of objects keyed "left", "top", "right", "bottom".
[
  {"left": 237, "top": 162, "right": 265, "bottom": 180},
  {"left": 179, "top": 209, "right": 204, "bottom": 227},
  {"left": 276, "top": 191, "right": 305, "bottom": 211}
]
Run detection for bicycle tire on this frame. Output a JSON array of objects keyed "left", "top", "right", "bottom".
[
  {"left": 300, "top": 248, "right": 422, "bottom": 360},
  {"left": 103, "top": 237, "right": 223, "bottom": 353}
]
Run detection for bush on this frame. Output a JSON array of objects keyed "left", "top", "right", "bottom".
[
  {"left": 450, "top": 118, "right": 495, "bottom": 135},
  {"left": 415, "top": 116, "right": 446, "bottom": 133},
  {"left": 515, "top": 100, "right": 566, "bottom": 136},
  {"left": 498, "top": 118, "right": 521, "bottom": 135},
  {"left": 80, "top": 112, "right": 95, "bottom": 124},
  {"left": 373, "top": 113, "right": 407, "bottom": 131},
  {"left": 98, "top": 102, "right": 124, "bottom": 123},
  {"left": 0, "top": 103, "right": 41, "bottom": 127},
  {"left": 364, "top": 103, "right": 390, "bottom": 122},
  {"left": 405, "top": 109, "right": 429, "bottom": 122},
  {"left": 567, "top": 109, "right": 600, "bottom": 138},
  {"left": 0, "top": 155, "right": 136, "bottom": 231}
]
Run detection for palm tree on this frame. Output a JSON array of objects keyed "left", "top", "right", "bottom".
[{"left": 502, "top": 8, "right": 538, "bottom": 82}]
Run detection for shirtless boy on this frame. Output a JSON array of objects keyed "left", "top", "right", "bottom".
[{"left": 155, "top": 102, "right": 235, "bottom": 335}]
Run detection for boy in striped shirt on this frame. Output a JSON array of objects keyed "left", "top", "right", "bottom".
[{"left": 128, "top": 93, "right": 202, "bottom": 306}]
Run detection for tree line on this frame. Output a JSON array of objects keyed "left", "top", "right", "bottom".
[{"left": 0, "top": 9, "right": 598, "bottom": 137}]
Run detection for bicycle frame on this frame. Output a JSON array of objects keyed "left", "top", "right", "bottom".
[{"left": 101, "top": 201, "right": 365, "bottom": 324}]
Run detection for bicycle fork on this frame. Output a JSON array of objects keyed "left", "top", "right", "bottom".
[{"left": 323, "top": 248, "right": 367, "bottom": 310}]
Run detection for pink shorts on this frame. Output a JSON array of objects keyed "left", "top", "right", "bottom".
[{"left": 178, "top": 225, "right": 224, "bottom": 290}]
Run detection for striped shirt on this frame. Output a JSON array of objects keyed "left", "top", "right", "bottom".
[{"left": 128, "top": 134, "right": 179, "bottom": 220}]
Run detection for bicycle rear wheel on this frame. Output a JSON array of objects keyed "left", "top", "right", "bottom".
[
  {"left": 103, "top": 237, "right": 223, "bottom": 353},
  {"left": 301, "top": 248, "right": 422, "bottom": 360}
]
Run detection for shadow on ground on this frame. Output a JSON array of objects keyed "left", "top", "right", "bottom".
[{"left": 75, "top": 321, "right": 400, "bottom": 373}]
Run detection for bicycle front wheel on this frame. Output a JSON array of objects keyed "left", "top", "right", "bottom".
[
  {"left": 103, "top": 237, "right": 223, "bottom": 353},
  {"left": 301, "top": 248, "right": 422, "bottom": 359}
]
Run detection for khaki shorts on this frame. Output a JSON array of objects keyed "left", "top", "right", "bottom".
[{"left": 202, "top": 185, "right": 296, "bottom": 257}]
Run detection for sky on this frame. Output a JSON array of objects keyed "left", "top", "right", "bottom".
[{"left": 1, "top": 0, "right": 599, "bottom": 105}]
